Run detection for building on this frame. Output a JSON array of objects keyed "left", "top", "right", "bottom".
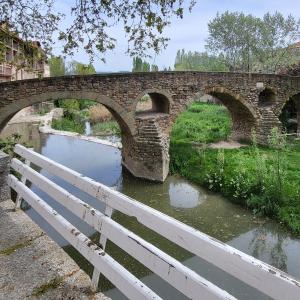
[{"left": 0, "top": 22, "right": 49, "bottom": 82}]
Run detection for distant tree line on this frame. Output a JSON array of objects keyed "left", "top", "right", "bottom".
[
  {"left": 132, "top": 57, "right": 159, "bottom": 72},
  {"left": 174, "top": 50, "right": 229, "bottom": 71},
  {"left": 48, "top": 56, "right": 96, "bottom": 76},
  {"left": 175, "top": 11, "right": 300, "bottom": 73}
]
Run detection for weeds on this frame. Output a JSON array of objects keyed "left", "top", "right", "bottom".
[{"left": 170, "top": 102, "right": 300, "bottom": 235}]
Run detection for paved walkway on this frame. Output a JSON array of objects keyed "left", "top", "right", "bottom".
[{"left": 0, "top": 199, "right": 109, "bottom": 300}]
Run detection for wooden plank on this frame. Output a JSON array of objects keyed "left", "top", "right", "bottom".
[
  {"left": 15, "top": 159, "right": 30, "bottom": 209},
  {"left": 91, "top": 205, "right": 113, "bottom": 292},
  {"left": 14, "top": 144, "right": 300, "bottom": 300},
  {"left": 11, "top": 158, "right": 235, "bottom": 300},
  {"left": 7, "top": 174, "right": 161, "bottom": 300}
]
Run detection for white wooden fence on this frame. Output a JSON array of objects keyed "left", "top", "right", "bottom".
[{"left": 8, "top": 144, "right": 300, "bottom": 300}]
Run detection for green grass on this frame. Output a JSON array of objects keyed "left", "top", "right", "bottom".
[
  {"left": 92, "top": 121, "right": 120, "bottom": 136},
  {"left": 171, "top": 102, "right": 231, "bottom": 144},
  {"left": 52, "top": 117, "right": 85, "bottom": 134},
  {"left": 170, "top": 102, "right": 300, "bottom": 236}
]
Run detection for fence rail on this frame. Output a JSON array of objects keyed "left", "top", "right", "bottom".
[{"left": 8, "top": 144, "right": 300, "bottom": 300}]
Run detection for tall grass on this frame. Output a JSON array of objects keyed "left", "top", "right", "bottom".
[
  {"left": 170, "top": 102, "right": 300, "bottom": 235},
  {"left": 89, "top": 104, "right": 112, "bottom": 123},
  {"left": 171, "top": 102, "right": 231, "bottom": 144}
]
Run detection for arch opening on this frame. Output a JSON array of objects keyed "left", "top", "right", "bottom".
[
  {"left": 207, "top": 90, "right": 257, "bottom": 143},
  {"left": 170, "top": 89, "right": 257, "bottom": 147},
  {"left": 0, "top": 91, "right": 133, "bottom": 139},
  {"left": 135, "top": 92, "right": 170, "bottom": 115},
  {"left": 0, "top": 94, "right": 135, "bottom": 161},
  {"left": 258, "top": 88, "right": 276, "bottom": 107},
  {"left": 279, "top": 93, "right": 300, "bottom": 136}
]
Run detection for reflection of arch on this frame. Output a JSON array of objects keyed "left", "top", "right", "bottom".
[
  {"left": 134, "top": 89, "right": 172, "bottom": 115},
  {"left": 0, "top": 90, "right": 134, "bottom": 137},
  {"left": 202, "top": 87, "right": 258, "bottom": 142}
]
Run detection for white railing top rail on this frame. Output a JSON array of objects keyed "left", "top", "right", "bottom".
[{"left": 11, "top": 144, "right": 300, "bottom": 300}]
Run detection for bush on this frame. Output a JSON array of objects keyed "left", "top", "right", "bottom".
[
  {"left": 0, "top": 134, "right": 21, "bottom": 156},
  {"left": 52, "top": 118, "right": 85, "bottom": 134},
  {"left": 92, "top": 121, "right": 120, "bottom": 136},
  {"left": 89, "top": 104, "right": 112, "bottom": 123}
]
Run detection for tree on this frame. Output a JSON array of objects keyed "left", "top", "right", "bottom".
[
  {"left": 0, "top": 0, "right": 195, "bottom": 62},
  {"left": 206, "top": 11, "right": 261, "bottom": 72},
  {"left": 66, "top": 60, "right": 96, "bottom": 75},
  {"left": 256, "top": 12, "right": 300, "bottom": 72},
  {"left": 132, "top": 57, "right": 158, "bottom": 72},
  {"left": 48, "top": 56, "right": 66, "bottom": 76},
  {"left": 206, "top": 11, "right": 300, "bottom": 73},
  {"left": 174, "top": 49, "right": 228, "bottom": 71}
]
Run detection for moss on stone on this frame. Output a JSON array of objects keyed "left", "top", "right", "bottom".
[
  {"left": 31, "top": 276, "right": 63, "bottom": 296},
  {"left": 0, "top": 240, "right": 33, "bottom": 255}
]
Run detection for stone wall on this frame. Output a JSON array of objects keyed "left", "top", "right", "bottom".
[
  {"left": 0, "top": 72, "right": 299, "bottom": 182},
  {"left": 0, "top": 151, "right": 9, "bottom": 202}
]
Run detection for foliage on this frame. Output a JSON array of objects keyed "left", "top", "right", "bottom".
[
  {"left": 170, "top": 102, "right": 231, "bottom": 144},
  {"left": 206, "top": 11, "right": 300, "bottom": 73},
  {"left": 66, "top": 60, "right": 96, "bottom": 75},
  {"left": 52, "top": 117, "right": 85, "bottom": 134},
  {"left": 0, "top": 0, "right": 196, "bottom": 61},
  {"left": 48, "top": 56, "right": 66, "bottom": 76},
  {"left": 174, "top": 50, "right": 229, "bottom": 71},
  {"left": 55, "top": 99, "right": 80, "bottom": 111},
  {"left": 132, "top": 57, "right": 159, "bottom": 72},
  {"left": 0, "top": 1, "right": 61, "bottom": 58},
  {"left": 89, "top": 104, "right": 112, "bottom": 123},
  {"left": 92, "top": 121, "right": 121, "bottom": 136},
  {"left": 170, "top": 103, "right": 300, "bottom": 235},
  {"left": 0, "top": 134, "right": 21, "bottom": 156}
]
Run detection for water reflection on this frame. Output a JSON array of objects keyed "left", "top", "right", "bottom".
[
  {"left": 169, "top": 181, "right": 205, "bottom": 208},
  {"left": 5, "top": 125, "right": 300, "bottom": 299}
]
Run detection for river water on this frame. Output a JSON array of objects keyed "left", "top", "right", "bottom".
[{"left": 5, "top": 123, "right": 300, "bottom": 299}]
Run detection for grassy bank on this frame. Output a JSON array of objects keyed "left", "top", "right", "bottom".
[
  {"left": 51, "top": 99, "right": 120, "bottom": 136},
  {"left": 170, "top": 102, "right": 300, "bottom": 235}
]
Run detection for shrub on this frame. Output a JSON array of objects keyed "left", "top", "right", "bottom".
[{"left": 89, "top": 104, "right": 112, "bottom": 123}]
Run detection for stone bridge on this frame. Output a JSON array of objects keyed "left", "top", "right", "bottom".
[{"left": 0, "top": 71, "right": 299, "bottom": 181}]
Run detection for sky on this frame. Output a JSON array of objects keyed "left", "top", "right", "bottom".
[{"left": 52, "top": 0, "right": 300, "bottom": 72}]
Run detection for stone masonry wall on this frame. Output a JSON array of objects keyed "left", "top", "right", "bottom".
[{"left": 0, "top": 72, "right": 299, "bottom": 181}]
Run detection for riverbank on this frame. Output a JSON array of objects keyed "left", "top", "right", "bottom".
[
  {"left": 170, "top": 102, "right": 300, "bottom": 236},
  {"left": 0, "top": 198, "right": 109, "bottom": 300},
  {"left": 0, "top": 107, "right": 121, "bottom": 149}
]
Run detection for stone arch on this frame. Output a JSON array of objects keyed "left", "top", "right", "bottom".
[
  {"left": 0, "top": 90, "right": 135, "bottom": 137},
  {"left": 279, "top": 92, "right": 300, "bottom": 135},
  {"left": 134, "top": 89, "right": 172, "bottom": 115},
  {"left": 199, "top": 87, "right": 258, "bottom": 142},
  {"left": 258, "top": 87, "right": 276, "bottom": 107}
]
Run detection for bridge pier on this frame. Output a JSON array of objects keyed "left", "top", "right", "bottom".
[{"left": 122, "top": 115, "right": 169, "bottom": 182}]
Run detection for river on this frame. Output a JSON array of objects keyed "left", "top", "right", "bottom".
[{"left": 4, "top": 122, "right": 300, "bottom": 299}]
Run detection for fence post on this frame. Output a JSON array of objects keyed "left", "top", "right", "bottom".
[
  {"left": 0, "top": 150, "right": 10, "bottom": 203},
  {"left": 91, "top": 205, "right": 113, "bottom": 291}
]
